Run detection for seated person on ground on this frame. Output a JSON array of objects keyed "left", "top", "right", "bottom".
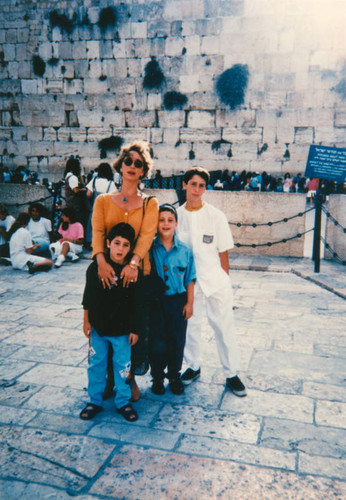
[{"left": 50, "top": 207, "right": 84, "bottom": 268}]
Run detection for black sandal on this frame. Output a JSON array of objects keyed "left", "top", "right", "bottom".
[
  {"left": 80, "top": 403, "right": 102, "bottom": 420},
  {"left": 117, "top": 404, "right": 138, "bottom": 422}
]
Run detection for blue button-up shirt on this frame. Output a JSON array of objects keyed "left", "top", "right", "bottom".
[{"left": 151, "top": 234, "right": 196, "bottom": 296}]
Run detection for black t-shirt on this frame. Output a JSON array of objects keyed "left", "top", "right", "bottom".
[{"left": 82, "top": 259, "right": 144, "bottom": 337}]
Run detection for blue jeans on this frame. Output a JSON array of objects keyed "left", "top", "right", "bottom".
[
  {"left": 88, "top": 328, "right": 131, "bottom": 409},
  {"left": 32, "top": 238, "right": 52, "bottom": 259}
]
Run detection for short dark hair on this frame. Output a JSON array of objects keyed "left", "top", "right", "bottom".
[
  {"left": 183, "top": 167, "right": 209, "bottom": 185},
  {"left": 61, "top": 206, "right": 77, "bottom": 223},
  {"left": 107, "top": 222, "right": 135, "bottom": 248},
  {"left": 159, "top": 203, "right": 178, "bottom": 221},
  {"left": 96, "top": 162, "right": 113, "bottom": 180}
]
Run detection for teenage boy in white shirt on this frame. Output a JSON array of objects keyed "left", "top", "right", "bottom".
[{"left": 176, "top": 167, "right": 246, "bottom": 397}]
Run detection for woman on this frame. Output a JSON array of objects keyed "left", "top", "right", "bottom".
[
  {"left": 92, "top": 140, "right": 159, "bottom": 400},
  {"left": 64, "top": 157, "right": 88, "bottom": 230},
  {"left": 0, "top": 203, "right": 15, "bottom": 262},
  {"left": 50, "top": 207, "right": 84, "bottom": 268}
]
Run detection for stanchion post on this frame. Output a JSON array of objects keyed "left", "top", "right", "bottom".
[{"left": 312, "top": 192, "right": 323, "bottom": 273}]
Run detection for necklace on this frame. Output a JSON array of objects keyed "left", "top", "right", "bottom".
[{"left": 122, "top": 197, "right": 128, "bottom": 203}]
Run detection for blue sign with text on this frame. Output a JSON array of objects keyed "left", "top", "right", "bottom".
[{"left": 305, "top": 145, "right": 346, "bottom": 183}]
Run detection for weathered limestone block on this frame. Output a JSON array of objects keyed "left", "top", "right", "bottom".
[
  {"left": 150, "top": 127, "right": 164, "bottom": 144},
  {"left": 133, "top": 38, "right": 151, "bottom": 58},
  {"left": 103, "top": 111, "right": 125, "bottom": 128},
  {"left": 3, "top": 43, "right": 15, "bottom": 60},
  {"left": 107, "top": 77, "right": 136, "bottom": 95},
  {"left": 200, "top": 36, "right": 220, "bottom": 55},
  {"left": 38, "top": 42, "right": 52, "bottom": 60},
  {"left": 69, "top": 128, "right": 88, "bottom": 142},
  {"left": 188, "top": 111, "right": 215, "bottom": 128},
  {"left": 6, "top": 139, "right": 30, "bottom": 155},
  {"left": 147, "top": 20, "right": 170, "bottom": 38},
  {"left": 30, "top": 141, "right": 54, "bottom": 156},
  {"left": 164, "top": 0, "right": 204, "bottom": 20},
  {"left": 84, "top": 78, "right": 108, "bottom": 94},
  {"left": 179, "top": 74, "right": 200, "bottom": 93},
  {"left": 112, "top": 127, "right": 147, "bottom": 143},
  {"left": 155, "top": 142, "right": 189, "bottom": 160},
  {"left": 21, "top": 79, "right": 38, "bottom": 94},
  {"left": 99, "top": 40, "right": 113, "bottom": 59},
  {"left": 165, "top": 37, "right": 185, "bottom": 57},
  {"left": 63, "top": 79, "right": 83, "bottom": 95},
  {"left": 147, "top": 93, "right": 162, "bottom": 110},
  {"left": 163, "top": 128, "right": 179, "bottom": 144},
  {"left": 184, "top": 35, "right": 200, "bottom": 55},
  {"left": 58, "top": 41, "right": 73, "bottom": 60},
  {"left": 15, "top": 43, "right": 28, "bottom": 62},
  {"left": 27, "top": 127, "right": 43, "bottom": 141},
  {"left": 43, "top": 127, "right": 57, "bottom": 141},
  {"left": 231, "top": 142, "right": 258, "bottom": 160},
  {"left": 223, "top": 128, "right": 262, "bottom": 144},
  {"left": 217, "top": 109, "right": 256, "bottom": 128},
  {"left": 72, "top": 41, "right": 87, "bottom": 60},
  {"left": 45, "top": 79, "right": 64, "bottom": 94},
  {"left": 157, "top": 111, "right": 185, "bottom": 128},
  {"left": 12, "top": 127, "right": 27, "bottom": 141},
  {"left": 334, "top": 112, "right": 346, "bottom": 128},
  {"left": 78, "top": 110, "right": 104, "bottom": 128},
  {"left": 87, "top": 128, "right": 110, "bottom": 142},
  {"left": 294, "top": 127, "right": 314, "bottom": 145},
  {"left": 86, "top": 40, "right": 100, "bottom": 59},
  {"left": 88, "top": 59, "right": 102, "bottom": 78},
  {"left": 74, "top": 60, "right": 89, "bottom": 79},
  {"left": 130, "top": 22, "right": 147, "bottom": 39},
  {"left": 125, "top": 111, "right": 156, "bottom": 128},
  {"left": 150, "top": 38, "right": 166, "bottom": 57},
  {"left": 180, "top": 128, "right": 220, "bottom": 143}
]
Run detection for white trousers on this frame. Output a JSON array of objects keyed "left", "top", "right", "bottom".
[{"left": 183, "top": 281, "right": 240, "bottom": 378}]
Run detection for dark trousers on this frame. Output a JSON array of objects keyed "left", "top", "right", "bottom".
[{"left": 149, "top": 293, "right": 187, "bottom": 381}]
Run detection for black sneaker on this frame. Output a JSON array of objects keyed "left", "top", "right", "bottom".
[
  {"left": 181, "top": 368, "right": 200, "bottom": 385},
  {"left": 226, "top": 376, "right": 247, "bottom": 397},
  {"left": 151, "top": 379, "right": 165, "bottom": 395},
  {"left": 26, "top": 261, "right": 35, "bottom": 274},
  {"left": 169, "top": 378, "right": 184, "bottom": 395}
]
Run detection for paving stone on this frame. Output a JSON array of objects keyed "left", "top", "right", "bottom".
[
  {"left": 0, "top": 359, "right": 36, "bottom": 381},
  {"left": 0, "top": 405, "right": 38, "bottom": 425},
  {"left": 261, "top": 417, "right": 346, "bottom": 458},
  {"left": 302, "top": 381, "right": 346, "bottom": 403},
  {"left": 27, "top": 412, "right": 94, "bottom": 435},
  {"left": 299, "top": 453, "right": 346, "bottom": 481},
  {"left": 314, "top": 343, "right": 346, "bottom": 358},
  {"left": 0, "top": 479, "right": 75, "bottom": 499},
  {"left": 245, "top": 373, "right": 302, "bottom": 395},
  {"left": 0, "top": 380, "right": 41, "bottom": 406},
  {"left": 250, "top": 350, "right": 345, "bottom": 384},
  {"left": 222, "top": 389, "right": 314, "bottom": 423},
  {"left": 99, "top": 397, "right": 163, "bottom": 428},
  {"left": 89, "top": 422, "right": 180, "bottom": 450},
  {"left": 0, "top": 343, "right": 21, "bottom": 358},
  {"left": 24, "top": 386, "right": 86, "bottom": 416},
  {"left": 10, "top": 345, "right": 87, "bottom": 366},
  {"left": 0, "top": 425, "right": 115, "bottom": 491},
  {"left": 18, "top": 315, "right": 82, "bottom": 329},
  {"left": 315, "top": 400, "right": 346, "bottom": 428},
  {"left": 4, "top": 326, "right": 87, "bottom": 350},
  {"left": 178, "top": 434, "right": 296, "bottom": 470},
  {"left": 89, "top": 444, "right": 346, "bottom": 499},
  {"left": 18, "top": 363, "right": 87, "bottom": 390},
  {"left": 155, "top": 404, "right": 261, "bottom": 444}
]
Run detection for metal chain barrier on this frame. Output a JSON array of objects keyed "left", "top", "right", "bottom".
[
  {"left": 229, "top": 207, "right": 314, "bottom": 227},
  {"left": 233, "top": 228, "right": 313, "bottom": 248},
  {"left": 321, "top": 206, "right": 346, "bottom": 232},
  {"left": 320, "top": 236, "right": 346, "bottom": 265}
]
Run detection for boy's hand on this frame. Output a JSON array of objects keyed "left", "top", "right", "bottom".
[
  {"left": 128, "top": 333, "right": 138, "bottom": 346},
  {"left": 83, "top": 320, "right": 92, "bottom": 338},
  {"left": 183, "top": 303, "right": 193, "bottom": 320}
]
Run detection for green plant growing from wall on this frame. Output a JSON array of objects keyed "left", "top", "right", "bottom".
[
  {"left": 216, "top": 64, "right": 249, "bottom": 110},
  {"left": 143, "top": 58, "right": 165, "bottom": 90},
  {"left": 163, "top": 91, "right": 188, "bottom": 110},
  {"left": 98, "top": 135, "right": 123, "bottom": 159},
  {"left": 32, "top": 55, "right": 46, "bottom": 77},
  {"left": 98, "top": 7, "right": 117, "bottom": 31}
]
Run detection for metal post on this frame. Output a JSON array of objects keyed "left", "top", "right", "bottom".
[{"left": 312, "top": 193, "right": 323, "bottom": 273}]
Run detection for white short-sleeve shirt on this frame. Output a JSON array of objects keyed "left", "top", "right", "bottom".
[
  {"left": 176, "top": 202, "right": 234, "bottom": 297},
  {"left": 86, "top": 177, "right": 116, "bottom": 195},
  {"left": 65, "top": 173, "right": 79, "bottom": 190},
  {"left": 27, "top": 217, "right": 52, "bottom": 243}
]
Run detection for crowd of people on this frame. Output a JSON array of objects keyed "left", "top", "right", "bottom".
[{"left": 1, "top": 143, "right": 247, "bottom": 424}]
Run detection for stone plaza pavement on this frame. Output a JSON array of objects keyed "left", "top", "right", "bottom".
[{"left": 0, "top": 253, "right": 345, "bottom": 499}]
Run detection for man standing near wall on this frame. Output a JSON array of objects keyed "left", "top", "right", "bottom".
[{"left": 176, "top": 167, "right": 246, "bottom": 397}]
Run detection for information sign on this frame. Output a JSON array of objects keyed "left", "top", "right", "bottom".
[{"left": 305, "top": 145, "right": 346, "bottom": 182}]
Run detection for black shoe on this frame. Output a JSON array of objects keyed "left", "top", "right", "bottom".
[
  {"left": 169, "top": 377, "right": 184, "bottom": 395},
  {"left": 0, "top": 257, "right": 11, "bottom": 266},
  {"left": 151, "top": 379, "right": 165, "bottom": 395},
  {"left": 26, "top": 261, "right": 35, "bottom": 274},
  {"left": 181, "top": 368, "right": 200, "bottom": 385},
  {"left": 226, "top": 376, "right": 247, "bottom": 397}
]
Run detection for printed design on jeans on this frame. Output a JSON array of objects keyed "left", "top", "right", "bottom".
[
  {"left": 89, "top": 346, "right": 96, "bottom": 357},
  {"left": 203, "top": 234, "right": 214, "bottom": 244},
  {"left": 120, "top": 361, "right": 131, "bottom": 379}
]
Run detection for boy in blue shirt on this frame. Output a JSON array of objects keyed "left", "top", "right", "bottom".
[{"left": 149, "top": 204, "right": 196, "bottom": 395}]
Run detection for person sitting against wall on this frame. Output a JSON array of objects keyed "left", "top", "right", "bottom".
[
  {"left": 27, "top": 203, "right": 52, "bottom": 259},
  {"left": 0, "top": 203, "right": 15, "bottom": 265}
]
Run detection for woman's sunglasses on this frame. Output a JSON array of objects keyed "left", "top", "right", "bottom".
[{"left": 123, "top": 156, "right": 143, "bottom": 169}]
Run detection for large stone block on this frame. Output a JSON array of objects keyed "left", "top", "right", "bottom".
[
  {"left": 180, "top": 128, "right": 220, "bottom": 143},
  {"left": 86, "top": 40, "right": 100, "bottom": 59},
  {"left": 164, "top": 0, "right": 205, "bottom": 20},
  {"left": 223, "top": 128, "right": 262, "bottom": 143},
  {"left": 157, "top": 111, "right": 185, "bottom": 128},
  {"left": 187, "top": 110, "right": 215, "bottom": 128},
  {"left": 150, "top": 127, "right": 164, "bottom": 144},
  {"left": 163, "top": 128, "right": 179, "bottom": 144},
  {"left": 72, "top": 41, "right": 87, "bottom": 60},
  {"left": 63, "top": 78, "right": 83, "bottom": 95},
  {"left": 179, "top": 74, "right": 200, "bottom": 93},
  {"left": 15, "top": 43, "right": 28, "bottom": 62},
  {"left": 84, "top": 78, "right": 108, "bottom": 94},
  {"left": 130, "top": 22, "right": 147, "bottom": 39},
  {"left": 58, "top": 41, "right": 73, "bottom": 60},
  {"left": 165, "top": 37, "right": 185, "bottom": 57},
  {"left": 103, "top": 111, "right": 125, "bottom": 128},
  {"left": 78, "top": 110, "right": 104, "bottom": 128},
  {"left": 124, "top": 110, "right": 156, "bottom": 128},
  {"left": 30, "top": 141, "right": 54, "bottom": 156}
]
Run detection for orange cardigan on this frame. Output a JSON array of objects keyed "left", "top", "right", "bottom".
[{"left": 92, "top": 194, "right": 159, "bottom": 275}]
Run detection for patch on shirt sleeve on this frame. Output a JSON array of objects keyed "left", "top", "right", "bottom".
[{"left": 203, "top": 234, "right": 214, "bottom": 244}]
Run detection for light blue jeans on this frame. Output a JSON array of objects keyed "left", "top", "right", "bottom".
[{"left": 88, "top": 328, "right": 131, "bottom": 409}]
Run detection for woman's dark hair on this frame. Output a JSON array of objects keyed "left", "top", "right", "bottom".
[
  {"left": 61, "top": 206, "right": 77, "bottom": 223},
  {"left": 183, "top": 167, "right": 210, "bottom": 185},
  {"left": 113, "top": 141, "right": 153, "bottom": 179},
  {"left": 8, "top": 212, "right": 30, "bottom": 239},
  {"left": 0, "top": 203, "right": 9, "bottom": 216},
  {"left": 96, "top": 162, "right": 114, "bottom": 180},
  {"left": 28, "top": 202, "right": 45, "bottom": 216},
  {"left": 64, "top": 157, "right": 81, "bottom": 177}
]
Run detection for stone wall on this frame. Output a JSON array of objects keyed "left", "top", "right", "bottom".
[{"left": 0, "top": 0, "right": 346, "bottom": 181}]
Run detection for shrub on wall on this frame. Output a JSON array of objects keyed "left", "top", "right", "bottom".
[
  {"left": 143, "top": 58, "right": 165, "bottom": 90},
  {"left": 49, "top": 10, "right": 75, "bottom": 34},
  {"left": 32, "top": 55, "right": 46, "bottom": 77},
  {"left": 98, "top": 7, "right": 117, "bottom": 30},
  {"left": 163, "top": 91, "right": 188, "bottom": 110},
  {"left": 216, "top": 64, "right": 249, "bottom": 110}
]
